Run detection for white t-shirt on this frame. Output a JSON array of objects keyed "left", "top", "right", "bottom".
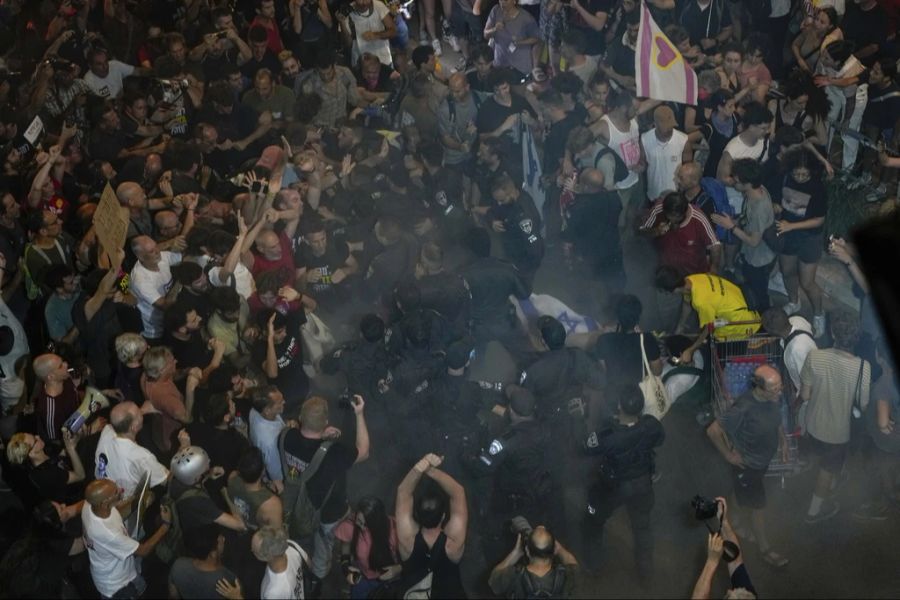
[
  {"left": 81, "top": 503, "right": 140, "bottom": 598},
  {"left": 129, "top": 251, "right": 181, "bottom": 339},
  {"left": 723, "top": 135, "right": 768, "bottom": 213},
  {"left": 95, "top": 424, "right": 169, "bottom": 500},
  {"left": 662, "top": 351, "right": 705, "bottom": 404},
  {"left": 350, "top": 1, "right": 393, "bottom": 66},
  {"left": 641, "top": 128, "right": 688, "bottom": 201},
  {"left": 83, "top": 61, "right": 136, "bottom": 99},
  {"left": 208, "top": 263, "right": 255, "bottom": 299},
  {"left": 783, "top": 316, "right": 817, "bottom": 391},
  {"left": 261, "top": 541, "right": 310, "bottom": 599}
]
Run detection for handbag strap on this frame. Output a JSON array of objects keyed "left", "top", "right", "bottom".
[
  {"left": 278, "top": 428, "right": 334, "bottom": 483},
  {"left": 854, "top": 359, "right": 865, "bottom": 410},
  {"left": 639, "top": 333, "right": 652, "bottom": 378}
]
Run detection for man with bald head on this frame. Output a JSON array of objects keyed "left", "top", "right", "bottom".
[
  {"left": 243, "top": 216, "right": 302, "bottom": 286},
  {"left": 129, "top": 235, "right": 182, "bottom": 341},
  {"left": 706, "top": 364, "right": 789, "bottom": 567},
  {"left": 33, "top": 353, "right": 79, "bottom": 444},
  {"left": 95, "top": 401, "right": 171, "bottom": 502},
  {"left": 675, "top": 161, "right": 717, "bottom": 221},
  {"left": 489, "top": 524, "right": 580, "bottom": 597},
  {"left": 82, "top": 478, "right": 172, "bottom": 598},
  {"left": 437, "top": 72, "right": 480, "bottom": 169}
]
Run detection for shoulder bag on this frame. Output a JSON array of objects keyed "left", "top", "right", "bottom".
[{"left": 639, "top": 334, "right": 671, "bottom": 419}]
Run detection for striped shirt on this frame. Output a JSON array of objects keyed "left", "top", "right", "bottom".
[
  {"left": 35, "top": 379, "right": 79, "bottom": 443},
  {"left": 801, "top": 348, "right": 871, "bottom": 444},
  {"left": 642, "top": 203, "right": 719, "bottom": 275}
]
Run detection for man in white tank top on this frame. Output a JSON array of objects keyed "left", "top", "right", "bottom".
[
  {"left": 597, "top": 88, "right": 644, "bottom": 238},
  {"left": 641, "top": 106, "right": 692, "bottom": 202},
  {"left": 716, "top": 102, "right": 773, "bottom": 214}
]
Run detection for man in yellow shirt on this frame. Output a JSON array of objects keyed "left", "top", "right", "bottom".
[{"left": 656, "top": 266, "right": 761, "bottom": 361}]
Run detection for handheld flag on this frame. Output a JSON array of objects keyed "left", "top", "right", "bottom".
[
  {"left": 521, "top": 121, "right": 546, "bottom": 228},
  {"left": 635, "top": 2, "right": 698, "bottom": 105}
]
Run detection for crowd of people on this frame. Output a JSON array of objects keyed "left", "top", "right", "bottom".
[{"left": 0, "top": 0, "right": 898, "bottom": 598}]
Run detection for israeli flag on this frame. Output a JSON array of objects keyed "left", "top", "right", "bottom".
[
  {"left": 521, "top": 122, "right": 546, "bottom": 227},
  {"left": 513, "top": 293, "right": 600, "bottom": 335}
]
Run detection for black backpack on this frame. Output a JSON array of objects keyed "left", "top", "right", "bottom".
[
  {"left": 515, "top": 564, "right": 568, "bottom": 599},
  {"left": 593, "top": 146, "right": 630, "bottom": 186}
]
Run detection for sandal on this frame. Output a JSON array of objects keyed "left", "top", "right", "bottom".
[{"left": 761, "top": 549, "right": 789, "bottom": 568}]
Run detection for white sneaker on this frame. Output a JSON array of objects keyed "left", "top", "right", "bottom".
[
  {"left": 431, "top": 38, "right": 443, "bottom": 56},
  {"left": 782, "top": 301, "right": 801, "bottom": 315},
  {"left": 813, "top": 314, "right": 826, "bottom": 338},
  {"left": 448, "top": 34, "right": 461, "bottom": 53}
]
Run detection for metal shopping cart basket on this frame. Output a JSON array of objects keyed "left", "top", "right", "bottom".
[{"left": 708, "top": 321, "right": 803, "bottom": 485}]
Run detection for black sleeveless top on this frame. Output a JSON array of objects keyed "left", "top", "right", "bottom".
[
  {"left": 402, "top": 531, "right": 466, "bottom": 599},
  {"left": 775, "top": 99, "right": 808, "bottom": 130}
]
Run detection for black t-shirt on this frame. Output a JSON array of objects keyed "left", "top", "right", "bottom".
[
  {"left": 544, "top": 111, "right": 582, "bottom": 175},
  {"left": 171, "top": 479, "right": 224, "bottom": 529},
  {"left": 864, "top": 83, "right": 900, "bottom": 131},
  {"left": 89, "top": 128, "right": 127, "bottom": 165},
  {"left": 841, "top": 2, "right": 888, "bottom": 67},
  {"left": 252, "top": 311, "right": 309, "bottom": 415},
  {"left": 590, "top": 331, "right": 661, "bottom": 387},
  {"left": 185, "top": 422, "right": 249, "bottom": 510},
  {"left": 569, "top": 0, "right": 616, "bottom": 55},
  {"left": 679, "top": 0, "right": 732, "bottom": 48},
  {"left": 467, "top": 70, "right": 492, "bottom": 94},
  {"left": 240, "top": 50, "right": 282, "bottom": 79},
  {"left": 282, "top": 431, "right": 358, "bottom": 522},
  {"left": 29, "top": 457, "right": 71, "bottom": 503},
  {"left": 475, "top": 93, "right": 537, "bottom": 138},
  {"left": 295, "top": 239, "right": 351, "bottom": 297},
  {"left": 165, "top": 331, "right": 213, "bottom": 371},
  {"left": 201, "top": 49, "right": 240, "bottom": 82},
  {"left": 774, "top": 174, "right": 826, "bottom": 232}
]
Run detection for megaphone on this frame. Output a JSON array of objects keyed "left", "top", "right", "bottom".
[{"left": 62, "top": 387, "right": 110, "bottom": 435}]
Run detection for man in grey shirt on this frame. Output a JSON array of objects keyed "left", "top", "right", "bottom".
[
  {"left": 710, "top": 159, "right": 775, "bottom": 312},
  {"left": 706, "top": 364, "right": 788, "bottom": 568},
  {"left": 168, "top": 524, "right": 242, "bottom": 599},
  {"left": 437, "top": 73, "right": 481, "bottom": 168}
]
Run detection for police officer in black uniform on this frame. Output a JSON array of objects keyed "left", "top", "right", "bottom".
[
  {"left": 519, "top": 316, "right": 604, "bottom": 422},
  {"left": 427, "top": 340, "right": 504, "bottom": 482},
  {"left": 415, "top": 142, "right": 471, "bottom": 246},
  {"left": 415, "top": 242, "right": 471, "bottom": 335},
  {"left": 320, "top": 313, "right": 400, "bottom": 401},
  {"left": 485, "top": 173, "right": 545, "bottom": 286},
  {"left": 519, "top": 316, "right": 605, "bottom": 549},
  {"left": 582, "top": 383, "right": 665, "bottom": 580},
  {"left": 467, "top": 385, "right": 551, "bottom": 564},
  {"left": 458, "top": 227, "right": 534, "bottom": 363}
]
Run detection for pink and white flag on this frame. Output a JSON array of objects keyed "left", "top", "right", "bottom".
[{"left": 635, "top": 2, "right": 698, "bottom": 105}]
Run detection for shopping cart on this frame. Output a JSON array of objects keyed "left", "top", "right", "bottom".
[{"left": 708, "top": 321, "right": 803, "bottom": 484}]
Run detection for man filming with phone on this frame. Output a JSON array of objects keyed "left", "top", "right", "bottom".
[{"left": 279, "top": 395, "right": 370, "bottom": 598}]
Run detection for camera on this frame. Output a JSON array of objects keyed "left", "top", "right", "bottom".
[
  {"left": 691, "top": 495, "right": 741, "bottom": 562},
  {"left": 691, "top": 495, "right": 719, "bottom": 521},
  {"left": 215, "top": 30, "right": 229, "bottom": 40},
  {"left": 335, "top": 2, "right": 353, "bottom": 18},
  {"left": 510, "top": 516, "right": 533, "bottom": 536}
]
